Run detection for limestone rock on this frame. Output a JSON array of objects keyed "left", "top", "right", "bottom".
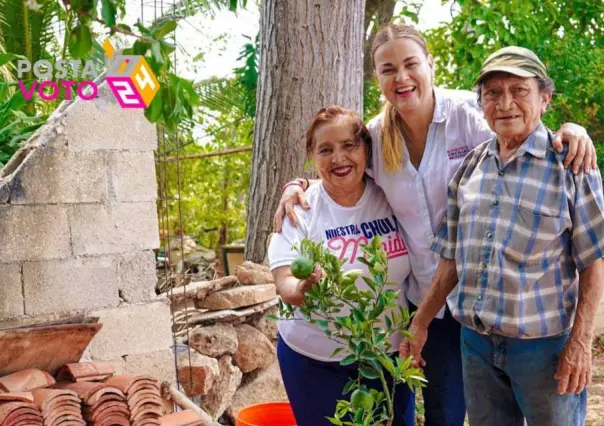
[
  {"left": 202, "top": 356, "right": 242, "bottom": 419},
  {"left": 233, "top": 324, "right": 276, "bottom": 373},
  {"left": 187, "top": 298, "right": 278, "bottom": 326},
  {"left": 188, "top": 324, "right": 238, "bottom": 358},
  {"left": 177, "top": 350, "right": 220, "bottom": 396},
  {"left": 226, "top": 361, "right": 288, "bottom": 422},
  {"left": 198, "top": 284, "right": 276, "bottom": 310},
  {"left": 248, "top": 306, "right": 278, "bottom": 342},
  {"left": 235, "top": 262, "right": 273, "bottom": 286}
]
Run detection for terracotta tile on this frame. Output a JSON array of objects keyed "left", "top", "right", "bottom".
[
  {"left": 0, "top": 369, "right": 55, "bottom": 392},
  {"left": 32, "top": 388, "right": 81, "bottom": 412},
  {"left": 52, "top": 382, "right": 109, "bottom": 402},
  {"left": 159, "top": 409, "right": 205, "bottom": 426},
  {"left": 0, "top": 392, "right": 34, "bottom": 403},
  {"left": 57, "top": 362, "right": 115, "bottom": 382},
  {"left": 44, "top": 408, "right": 85, "bottom": 425},
  {"left": 90, "top": 414, "right": 130, "bottom": 426},
  {"left": 133, "top": 417, "right": 161, "bottom": 426},
  {"left": 0, "top": 402, "right": 43, "bottom": 425},
  {"left": 104, "top": 375, "right": 159, "bottom": 395},
  {"left": 127, "top": 390, "right": 161, "bottom": 406},
  {"left": 131, "top": 406, "right": 162, "bottom": 421},
  {"left": 45, "top": 413, "right": 86, "bottom": 426}
]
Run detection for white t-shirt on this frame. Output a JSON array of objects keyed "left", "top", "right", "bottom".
[
  {"left": 268, "top": 179, "right": 411, "bottom": 362},
  {"left": 366, "top": 87, "right": 494, "bottom": 318}
]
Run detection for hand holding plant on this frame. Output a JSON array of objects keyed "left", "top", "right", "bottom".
[{"left": 275, "top": 236, "right": 426, "bottom": 426}]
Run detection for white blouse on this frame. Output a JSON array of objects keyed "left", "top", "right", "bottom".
[{"left": 367, "top": 87, "right": 495, "bottom": 318}]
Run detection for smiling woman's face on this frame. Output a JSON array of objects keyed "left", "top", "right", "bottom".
[
  {"left": 373, "top": 38, "right": 434, "bottom": 115},
  {"left": 311, "top": 116, "right": 367, "bottom": 194},
  {"left": 481, "top": 74, "right": 552, "bottom": 143}
]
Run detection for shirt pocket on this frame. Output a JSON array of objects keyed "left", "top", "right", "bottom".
[{"left": 502, "top": 197, "right": 565, "bottom": 266}]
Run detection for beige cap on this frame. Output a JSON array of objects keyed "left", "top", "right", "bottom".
[{"left": 474, "top": 46, "right": 548, "bottom": 86}]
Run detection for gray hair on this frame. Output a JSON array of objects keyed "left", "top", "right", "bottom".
[{"left": 476, "top": 76, "right": 555, "bottom": 107}]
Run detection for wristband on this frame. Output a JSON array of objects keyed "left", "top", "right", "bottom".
[{"left": 281, "top": 181, "right": 303, "bottom": 193}]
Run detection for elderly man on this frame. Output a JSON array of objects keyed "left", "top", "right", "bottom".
[{"left": 401, "top": 46, "right": 604, "bottom": 426}]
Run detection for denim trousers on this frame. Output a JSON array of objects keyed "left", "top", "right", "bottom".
[
  {"left": 276, "top": 334, "right": 415, "bottom": 426},
  {"left": 409, "top": 302, "right": 467, "bottom": 426},
  {"left": 461, "top": 326, "right": 587, "bottom": 426}
]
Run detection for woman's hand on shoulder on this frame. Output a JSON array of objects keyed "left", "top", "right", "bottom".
[
  {"left": 274, "top": 184, "right": 311, "bottom": 232},
  {"left": 553, "top": 123, "right": 597, "bottom": 174}
]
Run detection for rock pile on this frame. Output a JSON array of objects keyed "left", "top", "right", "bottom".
[{"left": 167, "top": 261, "right": 286, "bottom": 424}]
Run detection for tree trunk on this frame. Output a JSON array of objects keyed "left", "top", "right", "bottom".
[{"left": 245, "top": 0, "right": 366, "bottom": 263}]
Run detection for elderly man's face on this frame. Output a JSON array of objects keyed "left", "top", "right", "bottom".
[{"left": 481, "top": 74, "right": 552, "bottom": 144}]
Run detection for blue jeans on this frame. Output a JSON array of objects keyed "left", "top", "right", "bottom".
[
  {"left": 409, "top": 302, "right": 466, "bottom": 426},
  {"left": 461, "top": 326, "right": 587, "bottom": 426},
  {"left": 277, "top": 334, "right": 415, "bottom": 426}
]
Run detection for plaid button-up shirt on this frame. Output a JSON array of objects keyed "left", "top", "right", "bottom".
[{"left": 432, "top": 123, "right": 604, "bottom": 338}]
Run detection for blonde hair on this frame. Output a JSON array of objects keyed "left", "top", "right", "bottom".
[{"left": 371, "top": 24, "right": 430, "bottom": 172}]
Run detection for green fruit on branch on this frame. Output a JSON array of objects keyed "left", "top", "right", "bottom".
[
  {"left": 291, "top": 256, "right": 314, "bottom": 280},
  {"left": 350, "top": 389, "right": 374, "bottom": 412}
]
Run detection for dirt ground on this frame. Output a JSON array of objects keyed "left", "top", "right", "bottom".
[
  {"left": 587, "top": 336, "right": 604, "bottom": 426},
  {"left": 414, "top": 337, "right": 604, "bottom": 426}
]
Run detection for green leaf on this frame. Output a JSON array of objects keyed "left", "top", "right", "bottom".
[
  {"left": 0, "top": 53, "right": 27, "bottom": 67},
  {"left": 68, "top": 24, "right": 93, "bottom": 59},
  {"left": 229, "top": 0, "right": 238, "bottom": 11},
  {"left": 153, "top": 20, "right": 177, "bottom": 40},
  {"left": 316, "top": 320, "right": 329, "bottom": 330},
  {"left": 331, "top": 347, "right": 345, "bottom": 358},
  {"left": 340, "top": 354, "right": 356, "bottom": 366},
  {"left": 342, "top": 378, "right": 356, "bottom": 394},
  {"left": 145, "top": 94, "right": 163, "bottom": 122},
  {"left": 359, "top": 366, "right": 379, "bottom": 380},
  {"left": 101, "top": 0, "right": 117, "bottom": 27}
]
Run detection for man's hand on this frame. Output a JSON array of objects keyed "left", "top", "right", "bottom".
[
  {"left": 554, "top": 335, "right": 592, "bottom": 394},
  {"left": 552, "top": 123, "right": 597, "bottom": 174},
  {"left": 273, "top": 184, "right": 310, "bottom": 232},
  {"left": 399, "top": 319, "right": 428, "bottom": 368}
]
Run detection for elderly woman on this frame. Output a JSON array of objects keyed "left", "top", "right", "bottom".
[
  {"left": 274, "top": 24, "right": 598, "bottom": 426},
  {"left": 268, "top": 106, "right": 415, "bottom": 425},
  {"left": 401, "top": 46, "right": 604, "bottom": 426}
]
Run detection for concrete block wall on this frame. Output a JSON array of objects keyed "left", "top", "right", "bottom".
[{"left": 0, "top": 83, "right": 175, "bottom": 382}]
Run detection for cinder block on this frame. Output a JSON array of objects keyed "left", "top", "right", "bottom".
[
  {"left": 125, "top": 348, "right": 176, "bottom": 384},
  {"left": 108, "top": 151, "right": 157, "bottom": 202},
  {"left": 0, "top": 263, "right": 24, "bottom": 319},
  {"left": 9, "top": 149, "right": 107, "bottom": 205},
  {"left": 65, "top": 85, "right": 157, "bottom": 152},
  {"left": 86, "top": 300, "right": 173, "bottom": 359},
  {"left": 0, "top": 205, "right": 71, "bottom": 262},
  {"left": 23, "top": 257, "right": 119, "bottom": 315},
  {"left": 118, "top": 251, "right": 157, "bottom": 303},
  {"left": 70, "top": 202, "right": 160, "bottom": 256}
]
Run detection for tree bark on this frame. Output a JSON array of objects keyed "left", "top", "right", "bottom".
[{"left": 245, "top": 0, "right": 366, "bottom": 263}]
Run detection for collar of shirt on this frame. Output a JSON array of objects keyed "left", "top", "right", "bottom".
[{"left": 486, "top": 122, "right": 550, "bottom": 159}]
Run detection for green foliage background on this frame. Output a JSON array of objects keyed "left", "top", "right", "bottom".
[{"left": 1, "top": 0, "right": 602, "bottom": 251}]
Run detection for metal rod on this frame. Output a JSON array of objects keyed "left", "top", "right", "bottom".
[{"left": 158, "top": 146, "right": 252, "bottom": 163}]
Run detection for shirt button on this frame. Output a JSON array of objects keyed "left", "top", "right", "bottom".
[
  {"left": 486, "top": 231, "right": 493, "bottom": 239},
  {"left": 492, "top": 200, "right": 499, "bottom": 207},
  {"left": 498, "top": 171, "right": 505, "bottom": 177},
  {"left": 477, "top": 295, "right": 482, "bottom": 300},
  {"left": 481, "top": 262, "right": 488, "bottom": 269}
]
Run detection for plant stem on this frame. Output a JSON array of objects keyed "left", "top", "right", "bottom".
[{"left": 377, "top": 369, "right": 394, "bottom": 426}]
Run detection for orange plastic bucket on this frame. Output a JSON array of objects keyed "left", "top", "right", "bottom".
[{"left": 235, "top": 402, "right": 297, "bottom": 426}]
